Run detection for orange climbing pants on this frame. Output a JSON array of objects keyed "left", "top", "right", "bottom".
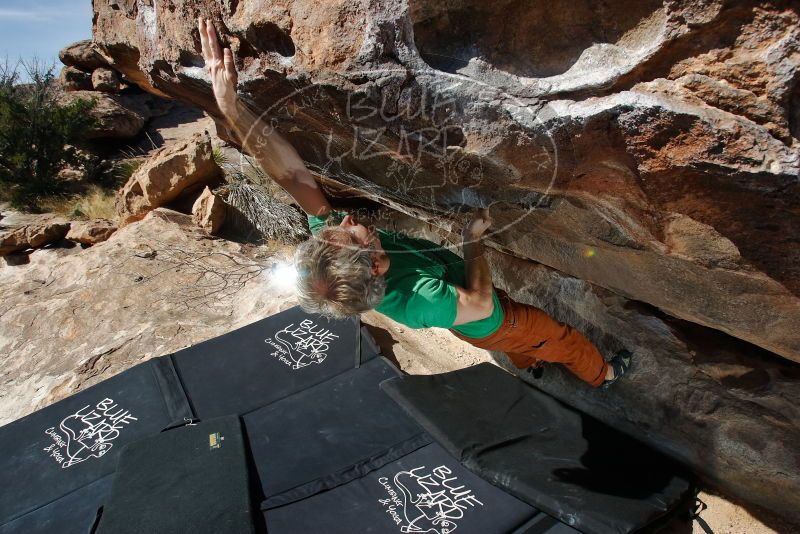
[{"left": 451, "top": 291, "right": 608, "bottom": 387}]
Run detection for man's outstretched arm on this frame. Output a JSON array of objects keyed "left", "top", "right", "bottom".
[
  {"left": 452, "top": 209, "right": 494, "bottom": 326},
  {"left": 198, "top": 18, "right": 331, "bottom": 217}
]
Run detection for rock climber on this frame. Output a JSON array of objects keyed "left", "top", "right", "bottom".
[{"left": 198, "top": 18, "right": 631, "bottom": 387}]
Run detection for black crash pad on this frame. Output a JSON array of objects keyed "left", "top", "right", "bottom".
[
  {"left": 381, "top": 363, "right": 693, "bottom": 534},
  {"left": 0, "top": 357, "right": 192, "bottom": 525},
  {"left": 1, "top": 306, "right": 688, "bottom": 534},
  {"left": 264, "top": 442, "right": 547, "bottom": 534},
  {"left": 245, "top": 357, "right": 567, "bottom": 533},
  {"left": 95, "top": 416, "right": 254, "bottom": 534},
  {"left": 244, "top": 357, "right": 430, "bottom": 507},
  {"left": 172, "top": 306, "right": 379, "bottom": 418},
  {"left": 0, "top": 476, "right": 112, "bottom": 534},
  {"left": 0, "top": 306, "right": 377, "bottom": 532}
]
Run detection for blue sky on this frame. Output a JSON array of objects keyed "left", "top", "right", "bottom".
[{"left": 0, "top": 0, "right": 93, "bottom": 78}]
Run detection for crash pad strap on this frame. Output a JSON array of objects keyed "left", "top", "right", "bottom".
[{"left": 150, "top": 356, "right": 195, "bottom": 427}]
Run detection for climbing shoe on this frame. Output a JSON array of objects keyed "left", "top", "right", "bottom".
[{"left": 602, "top": 349, "right": 632, "bottom": 388}]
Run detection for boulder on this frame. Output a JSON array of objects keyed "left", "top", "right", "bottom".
[
  {"left": 91, "top": 67, "right": 121, "bottom": 93},
  {"left": 82, "top": 0, "right": 800, "bottom": 522},
  {"left": 58, "top": 40, "right": 108, "bottom": 72},
  {"left": 0, "top": 219, "right": 71, "bottom": 255},
  {"left": 116, "top": 132, "right": 222, "bottom": 224},
  {"left": 58, "top": 91, "right": 145, "bottom": 139},
  {"left": 58, "top": 66, "right": 93, "bottom": 91},
  {"left": 66, "top": 219, "right": 118, "bottom": 245},
  {"left": 92, "top": 0, "right": 800, "bottom": 362},
  {"left": 58, "top": 91, "right": 173, "bottom": 140},
  {"left": 191, "top": 186, "right": 226, "bottom": 234},
  {"left": 116, "top": 92, "right": 174, "bottom": 121}
]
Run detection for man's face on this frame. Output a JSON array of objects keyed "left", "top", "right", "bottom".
[
  {"left": 338, "top": 214, "right": 379, "bottom": 249},
  {"left": 336, "top": 214, "right": 388, "bottom": 276}
]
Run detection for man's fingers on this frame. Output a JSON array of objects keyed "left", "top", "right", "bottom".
[
  {"left": 206, "top": 18, "right": 222, "bottom": 62},
  {"left": 198, "top": 17, "right": 211, "bottom": 61},
  {"left": 223, "top": 48, "right": 237, "bottom": 84}
]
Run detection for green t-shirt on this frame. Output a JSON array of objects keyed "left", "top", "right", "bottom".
[{"left": 307, "top": 212, "right": 503, "bottom": 338}]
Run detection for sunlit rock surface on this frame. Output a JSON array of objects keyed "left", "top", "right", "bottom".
[
  {"left": 0, "top": 210, "right": 292, "bottom": 424},
  {"left": 116, "top": 132, "right": 223, "bottom": 224},
  {"left": 92, "top": 0, "right": 799, "bottom": 360}
]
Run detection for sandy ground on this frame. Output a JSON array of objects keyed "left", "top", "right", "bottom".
[{"left": 692, "top": 493, "right": 783, "bottom": 534}]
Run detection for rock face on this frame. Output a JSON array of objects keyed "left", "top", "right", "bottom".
[
  {"left": 58, "top": 40, "right": 108, "bottom": 72},
  {"left": 0, "top": 216, "right": 71, "bottom": 255},
  {"left": 66, "top": 219, "right": 118, "bottom": 245},
  {"left": 92, "top": 0, "right": 800, "bottom": 362},
  {"left": 116, "top": 132, "right": 222, "bottom": 224},
  {"left": 0, "top": 209, "right": 293, "bottom": 424},
  {"left": 58, "top": 91, "right": 148, "bottom": 139},
  {"left": 57, "top": 39, "right": 177, "bottom": 140},
  {"left": 91, "top": 67, "right": 121, "bottom": 93},
  {"left": 59, "top": 66, "right": 93, "bottom": 91},
  {"left": 191, "top": 186, "right": 226, "bottom": 233}
]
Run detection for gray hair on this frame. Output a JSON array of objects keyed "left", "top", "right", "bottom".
[{"left": 294, "top": 227, "right": 386, "bottom": 319}]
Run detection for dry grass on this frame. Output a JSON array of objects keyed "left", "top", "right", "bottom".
[
  {"left": 38, "top": 185, "right": 117, "bottom": 221},
  {"left": 215, "top": 153, "right": 309, "bottom": 243},
  {"left": 219, "top": 181, "right": 309, "bottom": 244}
]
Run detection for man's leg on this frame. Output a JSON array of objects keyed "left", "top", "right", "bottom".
[
  {"left": 453, "top": 295, "right": 608, "bottom": 387},
  {"left": 503, "top": 299, "right": 608, "bottom": 387}
]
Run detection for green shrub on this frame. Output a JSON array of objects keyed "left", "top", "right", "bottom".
[
  {"left": 0, "top": 59, "right": 96, "bottom": 210},
  {"left": 111, "top": 157, "right": 143, "bottom": 186}
]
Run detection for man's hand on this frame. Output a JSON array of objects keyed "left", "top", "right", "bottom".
[
  {"left": 196, "top": 17, "right": 331, "bottom": 217},
  {"left": 198, "top": 17, "right": 239, "bottom": 121},
  {"left": 463, "top": 208, "right": 492, "bottom": 240}
]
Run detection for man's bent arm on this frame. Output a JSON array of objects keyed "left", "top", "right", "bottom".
[
  {"left": 199, "top": 17, "right": 331, "bottom": 217},
  {"left": 453, "top": 209, "right": 494, "bottom": 326},
  {"left": 225, "top": 101, "right": 332, "bottom": 217}
]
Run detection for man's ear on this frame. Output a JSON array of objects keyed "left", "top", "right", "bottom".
[{"left": 371, "top": 258, "right": 381, "bottom": 277}]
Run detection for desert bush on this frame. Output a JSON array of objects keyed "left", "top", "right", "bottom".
[
  {"left": 0, "top": 59, "right": 96, "bottom": 209},
  {"left": 112, "top": 158, "right": 143, "bottom": 185},
  {"left": 216, "top": 155, "right": 310, "bottom": 244}
]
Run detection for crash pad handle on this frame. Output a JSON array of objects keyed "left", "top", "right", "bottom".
[{"left": 160, "top": 417, "right": 200, "bottom": 433}]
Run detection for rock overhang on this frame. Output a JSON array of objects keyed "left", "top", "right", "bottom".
[{"left": 91, "top": 0, "right": 800, "bottom": 361}]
